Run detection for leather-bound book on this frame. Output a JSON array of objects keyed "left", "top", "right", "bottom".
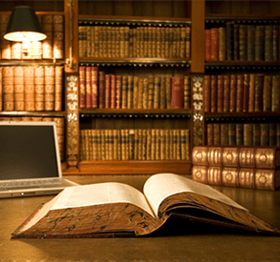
[
  {"left": 217, "top": 75, "right": 224, "bottom": 113},
  {"left": 228, "top": 123, "right": 236, "bottom": 145},
  {"left": 225, "top": 21, "right": 234, "bottom": 60},
  {"left": 34, "top": 67, "right": 45, "bottom": 112},
  {"left": 42, "top": 15, "right": 53, "bottom": 59},
  {"left": 218, "top": 27, "right": 226, "bottom": 61},
  {"left": 91, "top": 67, "right": 98, "bottom": 108},
  {"left": 171, "top": 76, "right": 184, "bottom": 109},
  {"left": 233, "top": 24, "right": 239, "bottom": 61},
  {"left": 127, "top": 75, "right": 133, "bottom": 109},
  {"left": 223, "top": 74, "right": 230, "bottom": 112},
  {"left": 115, "top": 75, "right": 122, "bottom": 109},
  {"left": 264, "top": 25, "right": 273, "bottom": 61},
  {"left": 121, "top": 75, "right": 128, "bottom": 109},
  {"left": 148, "top": 75, "right": 154, "bottom": 109},
  {"left": 260, "top": 123, "right": 269, "bottom": 146},
  {"left": 239, "top": 24, "right": 247, "bottom": 61},
  {"left": 253, "top": 124, "right": 261, "bottom": 146},
  {"left": 205, "top": 29, "right": 211, "bottom": 61},
  {"left": 105, "top": 74, "right": 111, "bottom": 109},
  {"left": 98, "top": 71, "right": 105, "bottom": 109},
  {"left": 153, "top": 76, "right": 160, "bottom": 109},
  {"left": 143, "top": 77, "right": 149, "bottom": 109},
  {"left": 0, "top": 14, "right": 11, "bottom": 59},
  {"left": 192, "top": 165, "right": 208, "bottom": 184},
  {"left": 110, "top": 75, "right": 116, "bottom": 109},
  {"left": 243, "top": 74, "right": 249, "bottom": 112},
  {"left": 263, "top": 75, "right": 272, "bottom": 112},
  {"left": 203, "top": 75, "right": 211, "bottom": 113},
  {"left": 220, "top": 123, "right": 229, "bottom": 145},
  {"left": 25, "top": 67, "right": 36, "bottom": 111},
  {"left": 243, "top": 124, "right": 253, "bottom": 146},
  {"left": 183, "top": 76, "right": 191, "bottom": 110},
  {"left": 207, "top": 123, "right": 214, "bottom": 146},
  {"left": 229, "top": 74, "right": 237, "bottom": 112},
  {"left": 222, "top": 167, "right": 239, "bottom": 187},
  {"left": 79, "top": 66, "right": 86, "bottom": 108},
  {"left": 207, "top": 166, "right": 223, "bottom": 185},
  {"left": 238, "top": 168, "right": 255, "bottom": 188},
  {"left": 255, "top": 25, "right": 265, "bottom": 61},
  {"left": 272, "top": 25, "right": 279, "bottom": 61},
  {"left": 247, "top": 25, "right": 255, "bottom": 61},
  {"left": 53, "top": 15, "right": 64, "bottom": 59},
  {"left": 269, "top": 123, "right": 277, "bottom": 146},
  {"left": 236, "top": 74, "right": 244, "bottom": 112},
  {"left": 85, "top": 67, "right": 92, "bottom": 108},
  {"left": 213, "top": 123, "right": 221, "bottom": 145},
  {"left": 277, "top": 124, "right": 280, "bottom": 146},
  {"left": 165, "top": 76, "right": 172, "bottom": 109},
  {"left": 236, "top": 123, "right": 244, "bottom": 146},
  {"left": 254, "top": 74, "right": 264, "bottom": 112},
  {"left": 133, "top": 76, "right": 139, "bottom": 109},
  {"left": 210, "top": 28, "right": 219, "bottom": 61},
  {"left": 210, "top": 75, "right": 217, "bottom": 113},
  {"left": 14, "top": 67, "right": 24, "bottom": 111},
  {"left": 272, "top": 75, "right": 280, "bottom": 112},
  {"left": 248, "top": 74, "right": 255, "bottom": 112},
  {"left": 255, "top": 169, "right": 280, "bottom": 190},
  {"left": 54, "top": 66, "right": 63, "bottom": 112},
  {"left": 137, "top": 77, "right": 144, "bottom": 109}
]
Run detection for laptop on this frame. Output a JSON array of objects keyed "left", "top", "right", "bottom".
[{"left": 0, "top": 121, "right": 78, "bottom": 198}]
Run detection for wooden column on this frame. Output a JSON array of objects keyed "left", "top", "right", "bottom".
[
  {"left": 191, "top": 0, "right": 205, "bottom": 146},
  {"left": 64, "top": 0, "right": 79, "bottom": 171}
]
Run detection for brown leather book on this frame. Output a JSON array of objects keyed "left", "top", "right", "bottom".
[
  {"left": 53, "top": 15, "right": 64, "bottom": 59},
  {"left": 85, "top": 67, "right": 92, "bottom": 108},
  {"left": 205, "top": 29, "right": 211, "bottom": 61},
  {"left": 263, "top": 75, "right": 272, "bottom": 112},
  {"left": 254, "top": 74, "right": 264, "bottom": 112},
  {"left": 243, "top": 124, "right": 253, "bottom": 146},
  {"left": 115, "top": 75, "right": 122, "bottom": 109},
  {"left": 272, "top": 75, "right": 280, "bottom": 112},
  {"left": 220, "top": 123, "right": 229, "bottom": 145},
  {"left": 236, "top": 123, "right": 244, "bottom": 146},
  {"left": 207, "top": 123, "right": 214, "bottom": 146},
  {"left": 260, "top": 123, "right": 269, "bottom": 146},
  {"left": 91, "top": 67, "right": 99, "bottom": 108},
  {"left": 248, "top": 74, "right": 255, "bottom": 112},
  {"left": 218, "top": 27, "right": 226, "bottom": 61},
  {"left": 210, "top": 75, "right": 217, "bottom": 113},
  {"left": 236, "top": 74, "right": 244, "bottom": 112},
  {"left": 98, "top": 71, "right": 105, "bottom": 109},
  {"left": 217, "top": 75, "right": 224, "bottom": 113},
  {"left": 228, "top": 123, "right": 236, "bottom": 145},
  {"left": 210, "top": 28, "right": 219, "bottom": 61},
  {"left": 203, "top": 75, "right": 211, "bottom": 113},
  {"left": 171, "top": 76, "right": 184, "bottom": 109},
  {"left": 223, "top": 74, "right": 230, "bottom": 112},
  {"left": 243, "top": 74, "right": 250, "bottom": 112},
  {"left": 213, "top": 123, "right": 221, "bottom": 145},
  {"left": 229, "top": 75, "right": 237, "bottom": 112}
]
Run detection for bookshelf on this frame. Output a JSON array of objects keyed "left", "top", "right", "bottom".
[{"left": 1, "top": 0, "right": 280, "bottom": 175}]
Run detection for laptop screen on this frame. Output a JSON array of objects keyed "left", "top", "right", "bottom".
[{"left": 0, "top": 122, "right": 60, "bottom": 181}]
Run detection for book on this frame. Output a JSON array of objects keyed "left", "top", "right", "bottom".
[
  {"left": 11, "top": 173, "right": 280, "bottom": 239},
  {"left": 192, "top": 165, "right": 280, "bottom": 191}
]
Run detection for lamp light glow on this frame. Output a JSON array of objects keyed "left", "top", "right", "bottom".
[{"left": 3, "top": 6, "right": 46, "bottom": 42}]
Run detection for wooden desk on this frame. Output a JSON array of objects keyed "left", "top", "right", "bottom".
[{"left": 1, "top": 175, "right": 280, "bottom": 262}]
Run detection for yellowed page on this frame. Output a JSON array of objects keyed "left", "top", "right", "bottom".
[
  {"left": 51, "top": 182, "right": 155, "bottom": 217},
  {"left": 143, "top": 173, "right": 247, "bottom": 216}
]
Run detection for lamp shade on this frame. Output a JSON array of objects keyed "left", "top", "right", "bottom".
[{"left": 3, "top": 6, "right": 46, "bottom": 42}]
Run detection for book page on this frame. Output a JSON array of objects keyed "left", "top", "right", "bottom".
[
  {"left": 143, "top": 173, "right": 247, "bottom": 216},
  {"left": 51, "top": 182, "right": 155, "bottom": 217}
]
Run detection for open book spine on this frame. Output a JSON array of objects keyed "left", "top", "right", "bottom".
[{"left": 192, "top": 165, "right": 280, "bottom": 190}]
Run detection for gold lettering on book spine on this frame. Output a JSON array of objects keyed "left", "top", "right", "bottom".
[
  {"left": 192, "top": 166, "right": 208, "bottom": 184},
  {"left": 255, "top": 170, "right": 274, "bottom": 190},
  {"left": 255, "top": 148, "right": 274, "bottom": 169},
  {"left": 192, "top": 147, "right": 208, "bottom": 165},
  {"left": 222, "top": 148, "right": 239, "bottom": 167},
  {"left": 222, "top": 167, "right": 238, "bottom": 187}
]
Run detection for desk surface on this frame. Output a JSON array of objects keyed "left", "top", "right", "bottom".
[{"left": 1, "top": 175, "right": 280, "bottom": 262}]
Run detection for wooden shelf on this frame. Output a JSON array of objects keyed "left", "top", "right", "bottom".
[
  {"left": 63, "top": 160, "right": 192, "bottom": 175},
  {"left": 205, "top": 61, "right": 280, "bottom": 70},
  {"left": 0, "top": 111, "right": 66, "bottom": 118},
  {"left": 79, "top": 58, "right": 191, "bottom": 67}
]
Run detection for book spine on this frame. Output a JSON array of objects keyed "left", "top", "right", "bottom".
[
  {"left": 223, "top": 74, "right": 230, "bottom": 112},
  {"left": 229, "top": 74, "right": 237, "bottom": 112},
  {"left": 25, "top": 67, "right": 36, "bottom": 111},
  {"left": 247, "top": 25, "right": 255, "bottom": 61},
  {"left": 220, "top": 123, "right": 229, "bottom": 145},
  {"left": 255, "top": 25, "right": 265, "bottom": 61},
  {"left": 263, "top": 75, "right": 272, "bottom": 112},
  {"left": 236, "top": 123, "right": 244, "bottom": 146},
  {"left": 127, "top": 75, "right": 133, "bottom": 109},
  {"left": 264, "top": 25, "right": 273, "bottom": 61},
  {"left": 210, "top": 75, "right": 217, "bottom": 113},
  {"left": 239, "top": 25, "right": 247, "bottom": 61},
  {"left": 205, "top": 29, "right": 211, "bottom": 61},
  {"left": 115, "top": 75, "right": 122, "bottom": 109},
  {"left": 110, "top": 75, "right": 116, "bottom": 109},
  {"left": 203, "top": 75, "right": 211, "bottom": 113},
  {"left": 53, "top": 15, "right": 64, "bottom": 59},
  {"left": 243, "top": 124, "right": 253, "bottom": 146},
  {"left": 233, "top": 24, "right": 239, "bottom": 61},
  {"left": 226, "top": 22, "right": 234, "bottom": 60},
  {"left": 228, "top": 123, "right": 236, "bottom": 145},
  {"left": 243, "top": 74, "right": 250, "bottom": 112},
  {"left": 217, "top": 75, "right": 223, "bottom": 113},
  {"left": 218, "top": 27, "right": 226, "bottom": 61},
  {"left": 14, "top": 67, "right": 24, "bottom": 111},
  {"left": 42, "top": 15, "right": 53, "bottom": 59},
  {"left": 210, "top": 28, "right": 218, "bottom": 61},
  {"left": 54, "top": 66, "right": 63, "bottom": 112},
  {"left": 79, "top": 66, "right": 86, "bottom": 108},
  {"left": 272, "top": 75, "right": 280, "bottom": 112},
  {"left": 98, "top": 71, "right": 105, "bottom": 108},
  {"left": 105, "top": 74, "right": 111, "bottom": 109},
  {"left": 91, "top": 66, "right": 98, "bottom": 108},
  {"left": 254, "top": 74, "right": 264, "bottom": 112},
  {"left": 86, "top": 67, "right": 92, "bottom": 108},
  {"left": 248, "top": 74, "right": 255, "bottom": 112},
  {"left": 236, "top": 74, "right": 244, "bottom": 113}
]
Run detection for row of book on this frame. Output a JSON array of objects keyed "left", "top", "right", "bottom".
[
  {"left": 0, "top": 116, "right": 65, "bottom": 161},
  {"left": 78, "top": 25, "right": 191, "bottom": 59},
  {"left": 79, "top": 128, "right": 190, "bottom": 161},
  {"left": 204, "top": 74, "right": 280, "bottom": 113},
  {"left": 0, "top": 14, "right": 64, "bottom": 60},
  {"left": 0, "top": 66, "right": 64, "bottom": 112},
  {"left": 207, "top": 123, "right": 280, "bottom": 147},
  {"left": 79, "top": 66, "right": 191, "bottom": 110},
  {"left": 192, "top": 146, "right": 280, "bottom": 190},
  {"left": 205, "top": 24, "right": 280, "bottom": 61}
]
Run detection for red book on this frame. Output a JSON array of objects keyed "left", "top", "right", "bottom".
[
  {"left": 115, "top": 75, "right": 122, "bottom": 109},
  {"left": 91, "top": 67, "right": 98, "bottom": 108},
  {"left": 205, "top": 29, "right": 211, "bottom": 61},
  {"left": 86, "top": 67, "right": 92, "bottom": 108},
  {"left": 98, "top": 71, "right": 105, "bottom": 108},
  {"left": 210, "top": 28, "right": 219, "bottom": 61},
  {"left": 79, "top": 66, "right": 86, "bottom": 108},
  {"left": 171, "top": 76, "right": 184, "bottom": 109},
  {"left": 110, "top": 75, "right": 116, "bottom": 108},
  {"left": 105, "top": 74, "right": 111, "bottom": 108}
]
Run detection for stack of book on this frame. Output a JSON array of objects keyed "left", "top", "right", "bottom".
[
  {"left": 204, "top": 74, "right": 280, "bottom": 113},
  {"left": 79, "top": 66, "right": 191, "bottom": 110},
  {"left": 205, "top": 24, "right": 279, "bottom": 61},
  {"left": 207, "top": 122, "right": 280, "bottom": 147},
  {"left": 192, "top": 145, "right": 280, "bottom": 190},
  {"left": 80, "top": 128, "right": 190, "bottom": 161},
  {"left": 0, "top": 66, "right": 64, "bottom": 112},
  {"left": 78, "top": 25, "right": 191, "bottom": 59}
]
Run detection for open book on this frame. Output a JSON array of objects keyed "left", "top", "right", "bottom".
[{"left": 12, "top": 173, "right": 280, "bottom": 238}]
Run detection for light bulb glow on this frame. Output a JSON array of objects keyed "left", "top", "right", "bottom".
[{"left": 3, "top": 31, "right": 46, "bottom": 42}]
